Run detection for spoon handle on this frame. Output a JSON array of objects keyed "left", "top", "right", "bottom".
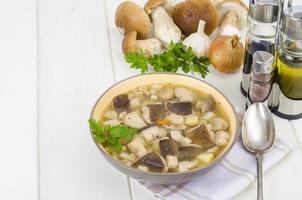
[{"left": 256, "top": 153, "right": 264, "bottom": 200}]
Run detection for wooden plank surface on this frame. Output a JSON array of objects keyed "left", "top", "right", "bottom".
[
  {"left": 37, "top": 0, "right": 131, "bottom": 199},
  {"left": 6, "top": 0, "right": 298, "bottom": 199},
  {"left": 291, "top": 121, "right": 302, "bottom": 151},
  {"left": 103, "top": 0, "right": 140, "bottom": 81},
  {"left": 0, "top": 0, "right": 38, "bottom": 199},
  {"left": 104, "top": 0, "right": 302, "bottom": 200}
]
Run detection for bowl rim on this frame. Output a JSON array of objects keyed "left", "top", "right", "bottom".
[{"left": 89, "top": 72, "right": 239, "bottom": 176}]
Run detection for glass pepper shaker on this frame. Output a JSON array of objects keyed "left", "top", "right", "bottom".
[
  {"left": 246, "top": 51, "right": 274, "bottom": 108},
  {"left": 241, "top": 0, "right": 279, "bottom": 97}
]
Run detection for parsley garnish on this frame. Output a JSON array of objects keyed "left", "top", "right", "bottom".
[
  {"left": 125, "top": 42, "right": 210, "bottom": 78},
  {"left": 125, "top": 49, "right": 148, "bottom": 73},
  {"left": 88, "top": 119, "right": 138, "bottom": 153}
]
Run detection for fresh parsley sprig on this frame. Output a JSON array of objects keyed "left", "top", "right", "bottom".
[
  {"left": 88, "top": 119, "right": 138, "bottom": 153},
  {"left": 125, "top": 49, "right": 148, "bottom": 73},
  {"left": 125, "top": 42, "right": 210, "bottom": 78}
]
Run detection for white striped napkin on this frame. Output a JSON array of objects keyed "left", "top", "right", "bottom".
[{"left": 140, "top": 114, "right": 295, "bottom": 200}]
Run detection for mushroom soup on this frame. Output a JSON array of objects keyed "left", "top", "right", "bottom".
[{"left": 90, "top": 84, "right": 231, "bottom": 173}]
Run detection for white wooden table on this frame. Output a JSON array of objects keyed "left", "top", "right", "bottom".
[{"left": 1, "top": 0, "right": 302, "bottom": 199}]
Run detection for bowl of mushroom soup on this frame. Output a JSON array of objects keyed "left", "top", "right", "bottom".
[{"left": 89, "top": 73, "right": 238, "bottom": 184}]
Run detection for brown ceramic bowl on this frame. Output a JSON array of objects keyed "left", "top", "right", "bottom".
[{"left": 90, "top": 73, "right": 238, "bottom": 184}]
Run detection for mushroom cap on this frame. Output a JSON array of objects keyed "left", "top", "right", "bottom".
[
  {"left": 115, "top": 1, "right": 151, "bottom": 39},
  {"left": 178, "top": 144, "right": 204, "bottom": 160},
  {"left": 166, "top": 102, "right": 192, "bottom": 115},
  {"left": 172, "top": 0, "right": 219, "bottom": 36},
  {"left": 132, "top": 152, "right": 167, "bottom": 172},
  {"left": 218, "top": 0, "right": 248, "bottom": 29},
  {"left": 112, "top": 94, "right": 130, "bottom": 111},
  {"left": 185, "top": 122, "right": 216, "bottom": 147},
  {"left": 144, "top": 0, "right": 167, "bottom": 15},
  {"left": 148, "top": 104, "right": 165, "bottom": 122},
  {"left": 122, "top": 31, "right": 137, "bottom": 55},
  {"left": 159, "top": 138, "right": 179, "bottom": 157}
]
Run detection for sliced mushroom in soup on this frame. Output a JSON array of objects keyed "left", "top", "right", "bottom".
[{"left": 94, "top": 84, "right": 231, "bottom": 173}]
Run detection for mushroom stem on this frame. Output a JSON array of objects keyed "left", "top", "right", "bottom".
[
  {"left": 217, "top": 0, "right": 248, "bottom": 36},
  {"left": 122, "top": 31, "right": 162, "bottom": 57},
  {"left": 221, "top": 11, "right": 238, "bottom": 30},
  {"left": 220, "top": 10, "right": 240, "bottom": 36},
  {"left": 151, "top": 6, "right": 182, "bottom": 48},
  {"left": 136, "top": 39, "right": 162, "bottom": 56}
]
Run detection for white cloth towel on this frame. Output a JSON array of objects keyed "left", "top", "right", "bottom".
[{"left": 140, "top": 115, "right": 295, "bottom": 200}]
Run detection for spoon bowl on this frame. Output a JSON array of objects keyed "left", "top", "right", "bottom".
[
  {"left": 241, "top": 102, "right": 276, "bottom": 200},
  {"left": 242, "top": 102, "right": 276, "bottom": 153}
]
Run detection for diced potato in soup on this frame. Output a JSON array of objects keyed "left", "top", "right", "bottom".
[{"left": 96, "top": 84, "right": 231, "bottom": 173}]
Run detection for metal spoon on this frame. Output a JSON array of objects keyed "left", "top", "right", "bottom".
[{"left": 242, "top": 102, "right": 276, "bottom": 200}]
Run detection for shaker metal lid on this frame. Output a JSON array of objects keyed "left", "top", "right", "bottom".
[
  {"left": 282, "top": 6, "right": 302, "bottom": 40},
  {"left": 249, "top": 0, "right": 279, "bottom": 23},
  {"left": 252, "top": 51, "right": 274, "bottom": 74}
]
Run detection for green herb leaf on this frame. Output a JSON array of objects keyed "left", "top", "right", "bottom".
[
  {"left": 88, "top": 119, "right": 138, "bottom": 153},
  {"left": 88, "top": 118, "right": 103, "bottom": 133},
  {"left": 110, "top": 142, "right": 123, "bottom": 153},
  {"left": 125, "top": 50, "right": 148, "bottom": 73},
  {"left": 124, "top": 42, "right": 210, "bottom": 78},
  {"left": 89, "top": 119, "right": 106, "bottom": 143}
]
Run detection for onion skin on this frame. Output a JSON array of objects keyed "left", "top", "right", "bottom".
[{"left": 208, "top": 35, "right": 244, "bottom": 73}]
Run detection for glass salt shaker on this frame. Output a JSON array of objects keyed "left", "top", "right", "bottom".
[
  {"left": 241, "top": 0, "right": 279, "bottom": 97},
  {"left": 246, "top": 51, "right": 274, "bottom": 108}
]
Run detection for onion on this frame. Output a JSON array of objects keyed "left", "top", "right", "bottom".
[{"left": 208, "top": 35, "right": 244, "bottom": 73}]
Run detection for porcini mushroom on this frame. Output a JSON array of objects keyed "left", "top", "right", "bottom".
[
  {"left": 122, "top": 31, "right": 162, "bottom": 57},
  {"left": 132, "top": 152, "right": 167, "bottom": 172},
  {"left": 218, "top": 0, "right": 248, "bottom": 36},
  {"left": 215, "top": 130, "right": 230, "bottom": 146},
  {"left": 166, "top": 102, "right": 192, "bottom": 115},
  {"left": 112, "top": 94, "right": 129, "bottom": 112},
  {"left": 144, "top": 0, "right": 167, "bottom": 15},
  {"left": 185, "top": 123, "right": 216, "bottom": 148},
  {"left": 178, "top": 159, "right": 199, "bottom": 171},
  {"left": 140, "top": 125, "right": 161, "bottom": 143},
  {"left": 208, "top": 0, "right": 247, "bottom": 73},
  {"left": 172, "top": 0, "right": 219, "bottom": 36},
  {"left": 158, "top": 87, "right": 174, "bottom": 101},
  {"left": 159, "top": 138, "right": 179, "bottom": 157},
  {"left": 178, "top": 144, "right": 204, "bottom": 160},
  {"left": 127, "top": 140, "right": 147, "bottom": 158},
  {"left": 195, "top": 95, "right": 216, "bottom": 113},
  {"left": 142, "top": 104, "right": 165, "bottom": 123},
  {"left": 149, "top": 5, "right": 182, "bottom": 48},
  {"left": 210, "top": 117, "right": 229, "bottom": 131},
  {"left": 123, "top": 111, "right": 147, "bottom": 129},
  {"left": 144, "top": 0, "right": 186, "bottom": 16},
  {"left": 165, "top": 114, "right": 184, "bottom": 125},
  {"left": 148, "top": 104, "right": 165, "bottom": 122},
  {"left": 174, "top": 87, "right": 196, "bottom": 102},
  {"left": 115, "top": 1, "right": 151, "bottom": 39}
]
